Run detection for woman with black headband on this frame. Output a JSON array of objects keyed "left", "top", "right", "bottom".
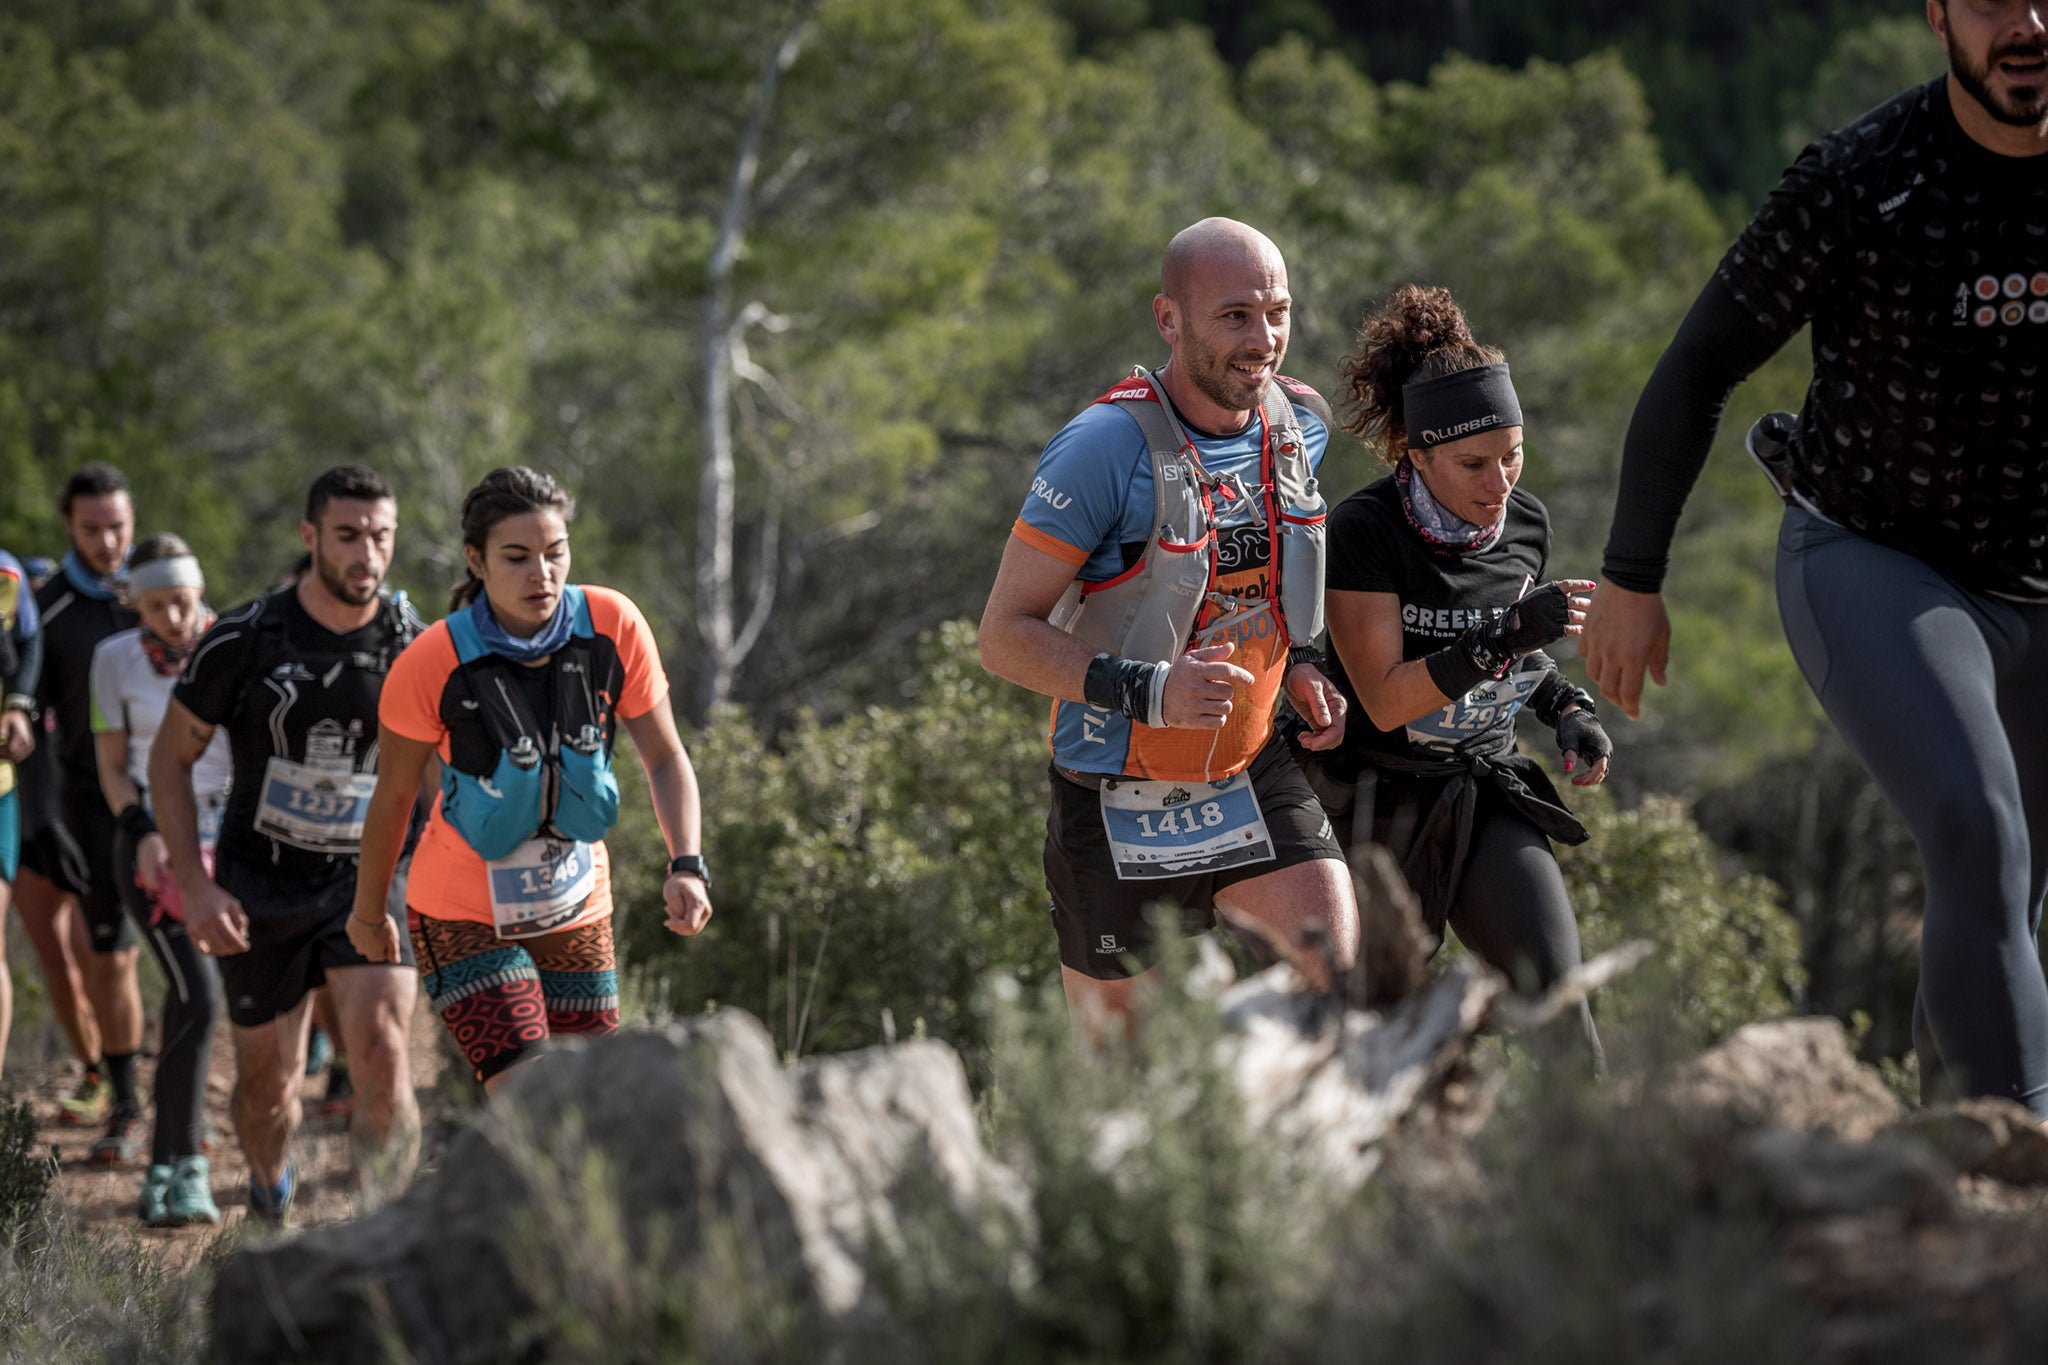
[
  {"left": 89, "top": 533, "right": 232, "bottom": 1224},
  {"left": 1305, "top": 285, "right": 1608, "bottom": 1063}
]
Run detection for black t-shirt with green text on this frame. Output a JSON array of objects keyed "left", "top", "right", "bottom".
[{"left": 1321, "top": 476, "right": 1552, "bottom": 768}]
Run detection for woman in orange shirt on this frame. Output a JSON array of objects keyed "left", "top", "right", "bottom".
[{"left": 348, "top": 467, "right": 713, "bottom": 1091}]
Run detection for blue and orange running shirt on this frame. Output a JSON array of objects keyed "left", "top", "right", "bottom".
[
  {"left": 1012, "top": 381, "right": 1329, "bottom": 782},
  {"left": 379, "top": 586, "right": 668, "bottom": 931}
]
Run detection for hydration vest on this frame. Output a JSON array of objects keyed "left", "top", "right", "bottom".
[
  {"left": 237, "top": 586, "right": 421, "bottom": 737},
  {"left": 1048, "top": 367, "right": 1328, "bottom": 665},
  {"left": 439, "top": 585, "right": 621, "bottom": 861}
]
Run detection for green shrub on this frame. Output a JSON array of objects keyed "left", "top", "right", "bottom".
[
  {"left": 617, "top": 620, "right": 1056, "bottom": 1062},
  {"left": 864, "top": 961, "right": 1335, "bottom": 1364},
  {"left": 864, "top": 960, "right": 1827, "bottom": 1365},
  {"left": 611, "top": 624, "right": 1808, "bottom": 1078},
  {"left": 0, "top": 1097, "right": 52, "bottom": 1247},
  {"left": 1560, "top": 790, "right": 1805, "bottom": 1057},
  {"left": 0, "top": 1198, "right": 212, "bottom": 1363}
]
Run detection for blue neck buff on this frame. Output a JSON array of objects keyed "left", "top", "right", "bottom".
[
  {"left": 61, "top": 550, "right": 124, "bottom": 602},
  {"left": 469, "top": 591, "right": 575, "bottom": 663}
]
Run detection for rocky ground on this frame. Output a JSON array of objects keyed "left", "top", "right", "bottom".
[
  {"left": 17, "top": 856, "right": 2048, "bottom": 1362},
  {"left": 18, "top": 996, "right": 458, "bottom": 1275}
]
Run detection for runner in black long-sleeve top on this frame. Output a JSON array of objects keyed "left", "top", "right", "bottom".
[{"left": 1583, "top": 2, "right": 2048, "bottom": 1116}]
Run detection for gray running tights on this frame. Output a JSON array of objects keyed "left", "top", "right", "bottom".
[{"left": 1777, "top": 507, "right": 2048, "bottom": 1116}]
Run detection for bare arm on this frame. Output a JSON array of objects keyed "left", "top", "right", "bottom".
[
  {"left": 344, "top": 727, "right": 434, "bottom": 963},
  {"left": 149, "top": 699, "right": 217, "bottom": 898},
  {"left": 977, "top": 533, "right": 1251, "bottom": 729},
  {"left": 149, "top": 697, "right": 248, "bottom": 953},
  {"left": 976, "top": 535, "right": 1105, "bottom": 702},
  {"left": 1325, "top": 589, "right": 1459, "bottom": 731},
  {"left": 96, "top": 729, "right": 141, "bottom": 816},
  {"left": 621, "top": 693, "right": 699, "bottom": 857},
  {"left": 621, "top": 695, "right": 711, "bottom": 936},
  {"left": 351, "top": 728, "right": 433, "bottom": 926},
  {"left": 101, "top": 727, "right": 176, "bottom": 891}
]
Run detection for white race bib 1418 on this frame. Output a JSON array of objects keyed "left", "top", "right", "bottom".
[{"left": 1098, "top": 771, "right": 1275, "bottom": 881}]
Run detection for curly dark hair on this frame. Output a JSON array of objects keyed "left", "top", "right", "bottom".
[{"left": 1336, "top": 285, "right": 1505, "bottom": 466}]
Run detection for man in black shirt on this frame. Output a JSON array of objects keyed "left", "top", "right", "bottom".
[
  {"left": 1583, "top": 2, "right": 2048, "bottom": 1117},
  {"left": 151, "top": 466, "right": 423, "bottom": 1221},
  {"left": 18, "top": 466, "right": 145, "bottom": 1155}
]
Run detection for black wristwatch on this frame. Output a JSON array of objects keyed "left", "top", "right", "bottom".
[
  {"left": 1287, "top": 644, "right": 1321, "bottom": 669},
  {"left": 667, "top": 854, "right": 711, "bottom": 886}
]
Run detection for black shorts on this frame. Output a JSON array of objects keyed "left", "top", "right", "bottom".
[
  {"left": 19, "top": 791, "right": 133, "bottom": 953},
  {"left": 214, "top": 857, "right": 415, "bottom": 1028},
  {"left": 14, "top": 799, "right": 87, "bottom": 893},
  {"left": 1045, "top": 736, "right": 1343, "bottom": 980}
]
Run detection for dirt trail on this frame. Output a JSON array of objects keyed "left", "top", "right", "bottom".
[{"left": 22, "top": 995, "right": 458, "bottom": 1274}]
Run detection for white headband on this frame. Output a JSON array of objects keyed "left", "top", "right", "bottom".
[{"left": 126, "top": 555, "right": 204, "bottom": 596}]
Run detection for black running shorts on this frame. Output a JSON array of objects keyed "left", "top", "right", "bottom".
[
  {"left": 20, "top": 792, "right": 133, "bottom": 953},
  {"left": 214, "top": 857, "right": 415, "bottom": 1028},
  {"left": 1044, "top": 735, "right": 1342, "bottom": 980},
  {"left": 14, "top": 809, "right": 87, "bottom": 896}
]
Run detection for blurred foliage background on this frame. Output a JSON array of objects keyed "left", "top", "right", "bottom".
[{"left": 0, "top": 0, "right": 1960, "bottom": 1068}]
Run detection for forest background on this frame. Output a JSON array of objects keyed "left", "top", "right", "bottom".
[{"left": 0, "top": 0, "right": 1955, "bottom": 1068}]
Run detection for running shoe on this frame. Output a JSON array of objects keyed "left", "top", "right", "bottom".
[
  {"left": 138, "top": 1164, "right": 173, "bottom": 1226},
  {"left": 305, "top": 1025, "right": 333, "bottom": 1077},
  {"left": 246, "top": 1161, "right": 296, "bottom": 1229},
  {"left": 58, "top": 1069, "right": 111, "bottom": 1127},
  {"left": 90, "top": 1109, "right": 145, "bottom": 1166},
  {"left": 319, "top": 1060, "right": 354, "bottom": 1118},
  {"left": 164, "top": 1155, "right": 220, "bottom": 1227}
]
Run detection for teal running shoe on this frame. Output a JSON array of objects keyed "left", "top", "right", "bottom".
[
  {"left": 138, "top": 1164, "right": 173, "bottom": 1226},
  {"left": 165, "top": 1155, "right": 220, "bottom": 1227}
]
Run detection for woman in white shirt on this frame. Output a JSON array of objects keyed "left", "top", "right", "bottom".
[{"left": 90, "top": 533, "right": 232, "bottom": 1228}]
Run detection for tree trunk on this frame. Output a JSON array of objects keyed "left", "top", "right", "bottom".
[{"left": 694, "top": 1, "right": 823, "bottom": 719}]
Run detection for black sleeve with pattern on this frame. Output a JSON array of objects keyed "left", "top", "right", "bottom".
[
  {"left": 1325, "top": 493, "right": 1402, "bottom": 596},
  {"left": 1600, "top": 144, "right": 1850, "bottom": 593},
  {"left": 171, "top": 612, "right": 257, "bottom": 728}
]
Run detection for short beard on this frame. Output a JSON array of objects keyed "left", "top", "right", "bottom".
[
  {"left": 1952, "top": 40, "right": 2048, "bottom": 128},
  {"left": 1190, "top": 363, "right": 1260, "bottom": 414},
  {"left": 74, "top": 543, "right": 125, "bottom": 578},
  {"left": 1182, "top": 339, "right": 1272, "bottom": 416},
  {"left": 314, "top": 553, "right": 378, "bottom": 606}
]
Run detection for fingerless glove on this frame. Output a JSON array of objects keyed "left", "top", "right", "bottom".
[
  {"left": 1425, "top": 583, "right": 1578, "bottom": 700},
  {"left": 1555, "top": 708, "right": 1612, "bottom": 765}
]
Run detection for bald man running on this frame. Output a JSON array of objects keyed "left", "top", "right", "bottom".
[{"left": 980, "top": 218, "right": 1359, "bottom": 1039}]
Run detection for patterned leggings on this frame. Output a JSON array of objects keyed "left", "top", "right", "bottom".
[{"left": 409, "top": 910, "right": 622, "bottom": 1081}]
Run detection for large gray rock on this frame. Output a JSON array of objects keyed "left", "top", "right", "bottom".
[
  {"left": 1661, "top": 1017, "right": 1904, "bottom": 1142},
  {"left": 210, "top": 1011, "right": 1022, "bottom": 1363}
]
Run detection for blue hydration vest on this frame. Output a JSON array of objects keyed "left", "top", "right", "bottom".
[{"left": 439, "top": 585, "right": 621, "bottom": 861}]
